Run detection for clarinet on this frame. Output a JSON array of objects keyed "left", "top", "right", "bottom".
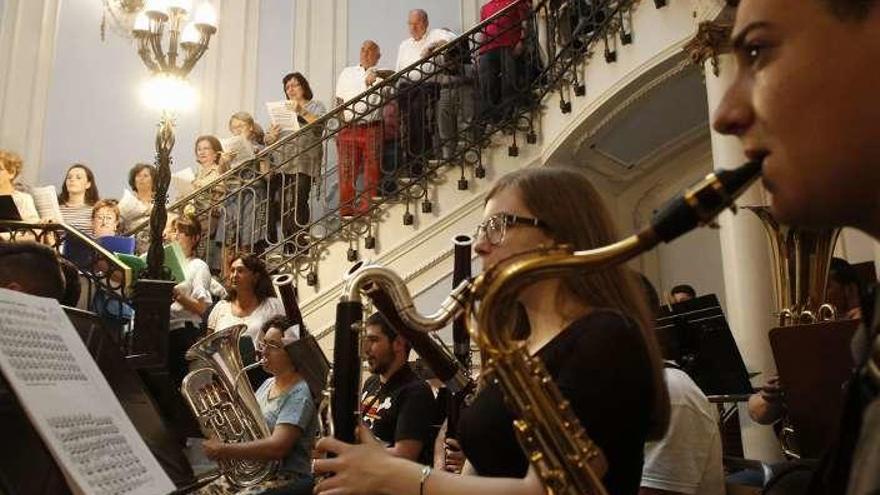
[
  {"left": 448, "top": 235, "right": 474, "bottom": 439},
  {"left": 272, "top": 274, "right": 306, "bottom": 331}
]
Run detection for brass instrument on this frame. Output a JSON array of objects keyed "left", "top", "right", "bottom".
[
  {"left": 745, "top": 206, "right": 840, "bottom": 326},
  {"left": 181, "top": 324, "right": 278, "bottom": 487},
  {"left": 744, "top": 207, "right": 840, "bottom": 458},
  {"left": 339, "top": 162, "right": 762, "bottom": 494}
]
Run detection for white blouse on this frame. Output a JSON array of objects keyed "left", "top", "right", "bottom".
[
  {"left": 207, "top": 297, "right": 285, "bottom": 344},
  {"left": 169, "top": 257, "right": 213, "bottom": 330}
]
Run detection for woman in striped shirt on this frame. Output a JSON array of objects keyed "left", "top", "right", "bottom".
[{"left": 57, "top": 163, "right": 100, "bottom": 236}]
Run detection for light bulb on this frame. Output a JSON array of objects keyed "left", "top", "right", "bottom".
[
  {"left": 140, "top": 74, "right": 198, "bottom": 113},
  {"left": 180, "top": 23, "right": 200, "bottom": 45},
  {"left": 193, "top": 2, "right": 217, "bottom": 29},
  {"left": 133, "top": 12, "right": 150, "bottom": 34}
]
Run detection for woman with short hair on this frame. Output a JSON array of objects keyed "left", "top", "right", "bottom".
[{"left": 265, "top": 72, "right": 327, "bottom": 251}]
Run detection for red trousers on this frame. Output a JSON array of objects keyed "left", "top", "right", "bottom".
[{"left": 336, "top": 124, "right": 382, "bottom": 215}]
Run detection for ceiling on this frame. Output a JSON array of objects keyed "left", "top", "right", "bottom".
[{"left": 558, "top": 60, "right": 712, "bottom": 183}]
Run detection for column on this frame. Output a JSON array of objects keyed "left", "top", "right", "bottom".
[
  {"left": 687, "top": 21, "right": 784, "bottom": 463},
  {"left": 0, "top": 0, "right": 61, "bottom": 185}
]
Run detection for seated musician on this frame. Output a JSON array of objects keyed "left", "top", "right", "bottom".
[
  {"left": 199, "top": 315, "right": 317, "bottom": 495},
  {"left": 0, "top": 241, "right": 66, "bottom": 300},
  {"left": 360, "top": 313, "right": 439, "bottom": 463},
  {"left": 313, "top": 167, "right": 670, "bottom": 495}
]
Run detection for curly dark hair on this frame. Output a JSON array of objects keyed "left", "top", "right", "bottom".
[{"left": 226, "top": 253, "right": 274, "bottom": 303}]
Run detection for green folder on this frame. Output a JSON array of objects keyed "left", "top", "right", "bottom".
[{"left": 115, "top": 242, "right": 187, "bottom": 282}]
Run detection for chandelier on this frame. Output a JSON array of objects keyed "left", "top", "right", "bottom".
[
  {"left": 133, "top": 0, "right": 217, "bottom": 78},
  {"left": 130, "top": 0, "right": 218, "bottom": 280},
  {"left": 101, "top": 0, "right": 145, "bottom": 41}
]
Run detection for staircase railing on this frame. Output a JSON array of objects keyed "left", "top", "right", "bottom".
[
  {"left": 125, "top": 0, "right": 650, "bottom": 287},
  {"left": 0, "top": 220, "right": 133, "bottom": 340}
]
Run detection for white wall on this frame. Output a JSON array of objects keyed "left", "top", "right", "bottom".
[
  {"left": 40, "top": 0, "right": 203, "bottom": 197},
  {"left": 255, "top": 0, "right": 295, "bottom": 127},
  {"left": 346, "top": 0, "right": 461, "bottom": 68}
]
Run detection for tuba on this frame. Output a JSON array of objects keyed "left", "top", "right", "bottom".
[
  {"left": 181, "top": 324, "right": 278, "bottom": 487},
  {"left": 745, "top": 206, "right": 840, "bottom": 326},
  {"left": 339, "top": 162, "right": 762, "bottom": 494}
]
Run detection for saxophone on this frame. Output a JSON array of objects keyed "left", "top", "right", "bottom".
[
  {"left": 339, "top": 162, "right": 762, "bottom": 494},
  {"left": 181, "top": 324, "right": 278, "bottom": 487}
]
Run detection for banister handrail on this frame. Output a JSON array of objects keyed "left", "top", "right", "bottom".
[
  {"left": 0, "top": 220, "right": 133, "bottom": 291},
  {"left": 124, "top": 0, "right": 546, "bottom": 238}
]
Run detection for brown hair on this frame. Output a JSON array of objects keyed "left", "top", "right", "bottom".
[
  {"left": 170, "top": 212, "right": 202, "bottom": 242},
  {"left": 195, "top": 135, "right": 224, "bottom": 166},
  {"left": 58, "top": 164, "right": 100, "bottom": 206},
  {"left": 127, "top": 163, "right": 156, "bottom": 192},
  {"left": 229, "top": 112, "right": 266, "bottom": 146},
  {"left": 91, "top": 199, "right": 121, "bottom": 235},
  {"left": 226, "top": 253, "right": 273, "bottom": 303},
  {"left": 727, "top": 0, "right": 877, "bottom": 19},
  {"left": 485, "top": 166, "right": 670, "bottom": 439},
  {"left": 0, "top": 149, "right": 23, "bottom": 181},
  {"left": 282, "top": 72, "right": 314, "bottom": 101}
]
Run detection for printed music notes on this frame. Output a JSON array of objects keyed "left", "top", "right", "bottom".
[{"left": 0, "top": 289, "right": 175, "bottom": 495}]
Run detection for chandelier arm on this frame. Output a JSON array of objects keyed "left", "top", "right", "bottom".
[
  {"left": 150, "top": 23, "right": 168, "bottom": 70},
  {"left": 136, "top": 37, "right": 159, "bottom": 72}
]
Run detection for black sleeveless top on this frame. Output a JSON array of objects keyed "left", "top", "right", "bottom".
[{"left": 457, "top": 309, "right": 657, "bottom": 495}]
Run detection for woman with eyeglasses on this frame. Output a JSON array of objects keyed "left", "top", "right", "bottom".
[
  {"left": 264, "top": 72, "right": 327, "bottom": 254},
  {"left": 313, "top": 167, "right": 670, "bottom": 495},
  {"left": 198, "top": 315, "right": 318, "bottom": 495}
]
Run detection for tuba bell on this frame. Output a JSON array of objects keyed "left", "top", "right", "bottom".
[
  {"left": 745, "top": 206, "right": 841, "bottom": 326},
  {"left": 181, "top": 324, "right": 278, "bottom": 488}
]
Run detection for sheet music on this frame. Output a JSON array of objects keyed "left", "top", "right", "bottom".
[
  {"left": 171, "top": 167, "right": 196, "bottom": 201},
  {"left": 31, "top": 185, "right": 63, "bottom": 223},
  {"left": 266, "top": 100, "right": 300, "bottom": 132},
  {"left": 220, "top": 135, "right": 256, "bottom": 168},
  {"left": 0, "top": 289, "right": 176, "bottom": 495}
]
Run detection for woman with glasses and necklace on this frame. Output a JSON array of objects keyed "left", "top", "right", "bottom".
[
  {"left": 198, "top": 315, "right": 318, "bottom": 495},
  {"left": 265, "top": 72, "right": 327, "bottom": 254},
  {"left": 313, "top": 167, "right": 670, "bottom": 495}
]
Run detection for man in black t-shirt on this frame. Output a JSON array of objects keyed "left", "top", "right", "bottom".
[{"left": 359, "top": 312, "right": 438, "bottom": 464}]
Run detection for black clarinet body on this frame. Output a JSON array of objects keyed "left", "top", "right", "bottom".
[{"left": 331, "top": 300, "right": 363, "bottom": 444}]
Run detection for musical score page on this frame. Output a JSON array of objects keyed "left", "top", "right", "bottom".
[{"left": 0, "top": 289, "right": 175, "bottom": 495}]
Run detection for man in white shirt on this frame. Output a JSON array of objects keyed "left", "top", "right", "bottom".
[
  {"left": 334, "top": 40, "right": 385, "bottom": 216},
  {"left": 640, "top": 364, "right": 725, "bottom": 495},
  {"left": 395, "top": 10, "right": 455, "bottom": 176}
]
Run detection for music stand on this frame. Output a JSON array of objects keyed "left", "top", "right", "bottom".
[
  {"left": 656, "top": 294, "right": 753, "bottom": 396},
  {"left": 769, "top": 319, "right": 858, "bottom": 458}
]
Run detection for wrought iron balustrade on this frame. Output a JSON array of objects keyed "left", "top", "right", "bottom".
[
  {"left": 0, "top": 220, "right": 134, "bottom": 341},
  {"left": 125, "top": 0, "right": 648, "bottom": 287}
]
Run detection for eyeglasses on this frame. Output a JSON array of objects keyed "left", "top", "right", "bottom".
[
  {"left": 95, "top": 215, "right": 117, "bottom": 224},
  {"left": 473, "top": 213, "right": 549, "bottom": 246},
  {"left": 257, "top": 340, "right": 283, "bottom": 353}
]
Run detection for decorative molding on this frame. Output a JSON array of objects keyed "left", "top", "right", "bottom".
[
  {"left": 541, "top": 35, "right": 694, "bottom": 166},
  {"left": 683, "top": 21, "right": 732, "bottom": 76},
  {"left": 300, "top": 187, "right": 489, "bottom": 320},
  {"left": 573, "top": 55, "right": 692, "bottom": 156}
]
